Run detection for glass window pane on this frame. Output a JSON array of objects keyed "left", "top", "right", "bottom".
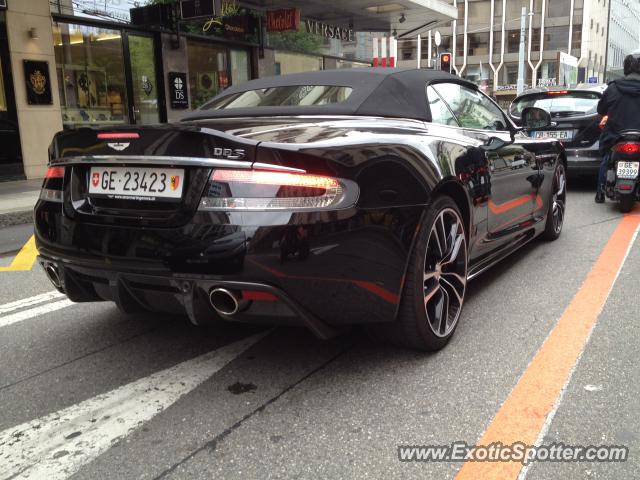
[
  {"left": 434, "top": 83, "right": 508, "bottom": 131},
  {"left": 53, "top": 22, "right": 128, "bottom": 127},
  {"left": 128, "top": 35, "right": 159, "bottom": 124},
  {"left": 427, "top": 86, "right": 458, "bottom": 126},
  {"left": 230, "top": 49, "right": 250, "bottom": 87},
  {"left": 187, "top": 40, "right": 229, "bottom": 109}
]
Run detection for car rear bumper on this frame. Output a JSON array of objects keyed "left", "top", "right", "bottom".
[
  {"left": 565, "top": 145, "right": 601, "bottom": 174},
  {"left": 35, "top": 201, "right": 421, "bottom": 331}
]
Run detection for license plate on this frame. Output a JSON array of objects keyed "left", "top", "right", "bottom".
[
  {"left": 530, "top": 130, "right": 573, "bottom": 140},
  {"left": 617, "top": 161, "right": 639, "bottom": 179},
  {"left": 88, "top": 167, "right": 185, "bottom": 201},
  {"left": 531, "top": 130, "right": 573, "bottom": 140}
]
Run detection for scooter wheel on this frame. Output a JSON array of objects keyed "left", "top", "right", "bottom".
[{"left": 619, "top": 195, "right": 636, "bottom": 213}]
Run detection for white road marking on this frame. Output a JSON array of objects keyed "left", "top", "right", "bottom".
[
  {"left": 0, "top": 332, "right": 266, "bottom": 480},
  {"left": 0, "top": 299, "right": 75, "bottom": 329},
  {"left": 0, "top": 291, "right": 65, "bottom": 315}
]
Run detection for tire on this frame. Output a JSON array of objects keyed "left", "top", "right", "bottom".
[
  {"left": 619, "top": 195, "right": 635, "bottom": 213},
  {"left": 369, "top": 196, "right": 468, "bottom": 351},
  {"left": 541, "top": 162, "right": 566, "bottom": 241}
]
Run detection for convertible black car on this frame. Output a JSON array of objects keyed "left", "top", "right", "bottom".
[{"left": 35, "top": 68, "right": 565, "bottom": 351}]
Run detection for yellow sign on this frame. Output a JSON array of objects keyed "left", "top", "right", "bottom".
[{"left": 202, "top": 0, "right": 240, "bottom": 33}]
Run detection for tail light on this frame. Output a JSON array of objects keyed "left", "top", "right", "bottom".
[
  {"left": 40, "top": 166, "right": 66, "bottom": 203},
  {"left": 613, "top": 143, "right": 640, "bottom": 154},
  {"left": 199, "top": 169, "right": 358, "bottom": 211},
  {"left": 45, "top": 166, "right": 65, "bottom": 178}
]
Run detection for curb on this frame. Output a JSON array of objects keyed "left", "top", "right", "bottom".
[{"left": 0, "top": 210, "right": 34, "bottom": 229}]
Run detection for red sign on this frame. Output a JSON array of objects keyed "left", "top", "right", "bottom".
[{"left": 266, "top": 8, "right": 300, "bottom": 32}]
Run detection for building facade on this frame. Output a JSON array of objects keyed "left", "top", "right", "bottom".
[
  {"left": 606, "top": 0, "right": 640, "bottom": 80},
  {"left": 2, "top": 0, "right": 457, "bottom": 181},
  {"left": 398, "top": 0, "right": 611, "bottom": 106}
]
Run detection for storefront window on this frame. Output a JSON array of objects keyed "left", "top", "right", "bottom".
[
  {"left": 128, "top": 35, "right": 159, "bottom": 124},
  {"left": 274, "top": 51, "right": 323, "bottom": 76},
  {"left": 230, "top": 49, "right": 250, "bottom": 86},
  {"left": 53, "top": 23, "right": 128, "bottom": 127},
  {"left": 187, "top": 40, "right": 229, "bottom": 109}
]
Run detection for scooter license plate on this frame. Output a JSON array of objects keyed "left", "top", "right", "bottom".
[{"left": 617, "top": 161, "right": 639, "bottom": 179}]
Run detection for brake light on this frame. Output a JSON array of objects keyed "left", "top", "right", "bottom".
[
  {"left": 613, "top": 143, "right": 640, "bottom": 154},
  {"left": 547, "top": 90, "right": 569, "bottom": 95},
  {"left": 212, "top": 170, "right": 339, "bottom": 189},
  {"left": 97, "top": 132, "right": 140, "bottom": 139},
  {"left": 45, "top": 166, "right": 65, "bottom": 178},
  {"left": 200, "top": 169, "right": 357, "bottom": 211}
]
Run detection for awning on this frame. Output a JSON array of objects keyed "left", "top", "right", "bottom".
[{"left": 240, "top": 0, "right": 457, "bottom": 36}]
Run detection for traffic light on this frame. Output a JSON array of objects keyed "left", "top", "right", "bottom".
[{"left": 440, "top": 53, "right": 451, "bottom": 73}]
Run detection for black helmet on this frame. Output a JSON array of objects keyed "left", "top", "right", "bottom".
[{"left": 623, "top": 49, "right": 640, "bottom": 75}]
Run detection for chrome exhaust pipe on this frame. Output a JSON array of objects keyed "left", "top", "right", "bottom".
[
  {"left": 209, "top": 288, "right": 242, "bottom": 316},
  {"left": 45, "top": 264, "right": 62, "bottom": 289}
]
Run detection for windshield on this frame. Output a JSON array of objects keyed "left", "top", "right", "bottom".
[
  {"left": 510, "top": 91, "right": 600, "bottom": 117},
  {"left": 203, "top": 85, "right": 353, "bottom": 110}
]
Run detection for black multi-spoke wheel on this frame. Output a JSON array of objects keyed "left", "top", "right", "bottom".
[
  {"left": 369, "top": 196, "right": 468, "bottom": 351},
  {"left": 542, "top": 163, "right": 566, "bottom": 241},
  {"left": 423, "top": 208, "right": 467, "bottom": 338}
]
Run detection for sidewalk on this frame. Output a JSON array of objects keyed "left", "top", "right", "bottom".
[{"left": 0, "top": 179, "right": 42, "bottom": 227}]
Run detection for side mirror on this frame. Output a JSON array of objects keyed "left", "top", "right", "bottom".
[{"left": 521, "top": 107, "right": 552, "bottom": 130}]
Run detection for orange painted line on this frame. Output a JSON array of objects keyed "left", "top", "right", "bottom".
[{"left": 455, "top": 213, "right": 640, "bottom": 480}]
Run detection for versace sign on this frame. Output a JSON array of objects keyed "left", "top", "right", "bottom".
[{"left": 304, "top": 19, "right": 354, "bottom": 42}]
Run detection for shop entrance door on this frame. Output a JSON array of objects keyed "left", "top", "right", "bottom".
[{"left": 124, "top": 33, "right": 161, "bottom": 125}]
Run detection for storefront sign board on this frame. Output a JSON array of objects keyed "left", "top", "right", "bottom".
[
  {"left": 23, "top": 60, "right": 53, "bottom": 105},
  {"left": 266, "top": 8, "right": 300, "bottom": 32},
  {"left": 168, "top": 72, "right": 189, "bottom": 109}
]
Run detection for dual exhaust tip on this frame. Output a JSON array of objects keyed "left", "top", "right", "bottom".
[
  {"left": 209, "top": 288, "right": 247, "bottom": 316},
  {"left": 44, "top": 263, "right": 62, "bottom": 290}
]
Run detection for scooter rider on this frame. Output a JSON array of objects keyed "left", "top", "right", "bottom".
[{"left": 596, "top": 49, "right": 640, "bottom": 203}]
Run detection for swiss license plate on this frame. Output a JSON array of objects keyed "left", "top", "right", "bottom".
[
  {"left": 530, "top": 130, "right": 573, "bottom": 140},
  {"left": 88, "top": 166, "right": 185, "bottom": 201},
  {"left": 617, "top": 161, "right": 639, "bottom": 179}
]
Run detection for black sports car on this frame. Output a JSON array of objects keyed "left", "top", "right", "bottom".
[{"left": 35, "top": 68, "right": 566, "bottom": 351}]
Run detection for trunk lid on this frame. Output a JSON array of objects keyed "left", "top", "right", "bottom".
[{"left": 51, "top": 124, "right": 258, "bottom": 228}]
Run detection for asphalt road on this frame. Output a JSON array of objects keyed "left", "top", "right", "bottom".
[{"left": 0, "top": 181, "right": 638, "bottom": 480}]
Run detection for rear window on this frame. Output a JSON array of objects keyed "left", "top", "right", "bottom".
[
  {"left": 203, "top": 85, "right": 353, "bottom": 110},
  {"left": 510, "top": 91, "right": 600, "bottom": 118}
]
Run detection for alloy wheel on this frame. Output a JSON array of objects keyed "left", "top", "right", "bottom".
[{"left": 423, "top": 208, "right": 467, "bottom": 338}]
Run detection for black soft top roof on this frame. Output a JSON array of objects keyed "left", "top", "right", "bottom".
[{"left": 182, "top": 68, "right": 476, "bottom": 122}]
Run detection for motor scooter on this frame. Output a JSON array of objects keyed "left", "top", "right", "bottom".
[{"left": 605, "top": 130, "right": 640, "bottom": 213}]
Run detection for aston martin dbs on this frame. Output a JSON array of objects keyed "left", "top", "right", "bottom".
[{"left": 35, "top": 68, "right": 566, "bottom": 350}]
